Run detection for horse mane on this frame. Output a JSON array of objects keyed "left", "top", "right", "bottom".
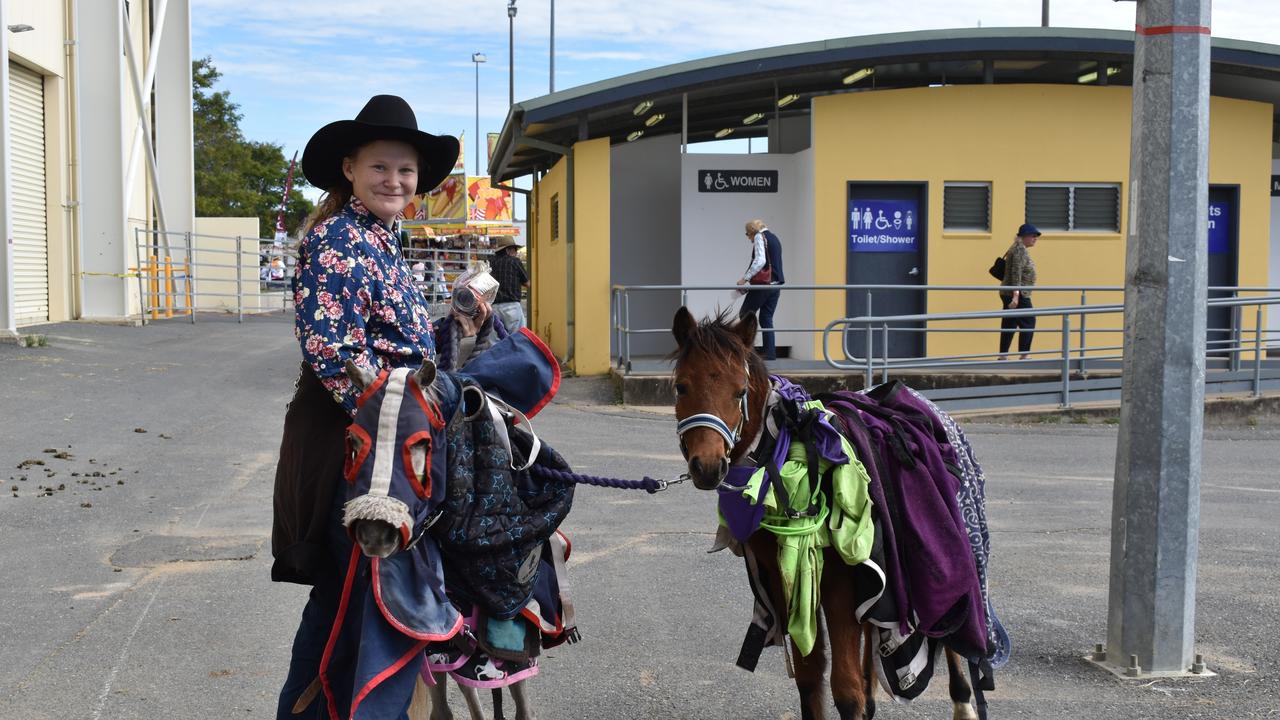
[{"left": 669, "top": 310, "right": 767, "bottom": 383}]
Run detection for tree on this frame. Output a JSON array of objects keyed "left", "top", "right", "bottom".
[{"left": 193, "top": 57, "right": 313, "bottom": 237}]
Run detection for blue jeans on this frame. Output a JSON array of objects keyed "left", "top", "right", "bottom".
[{"left": 739, "top": 286, "right": 781, "bottom": 360}]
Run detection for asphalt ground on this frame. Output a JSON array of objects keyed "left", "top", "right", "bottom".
[{"left": 1, "top": 313, "right": 1277, "bottom": 719}]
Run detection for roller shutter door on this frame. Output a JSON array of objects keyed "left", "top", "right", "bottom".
[{"left": 10, "top": 63, "right": 48, "bottom": 326}]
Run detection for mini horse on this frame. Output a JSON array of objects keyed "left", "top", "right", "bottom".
[
  {"left": 670, "top": 308, "right": 979, "bottom": 720},
  {"left": 343, "top": 359, "right": 537, "bottom": 720}
]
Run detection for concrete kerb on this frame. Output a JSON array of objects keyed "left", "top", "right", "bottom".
[
  {"left": 955, "top": 392, "right": 1280, "bottom": 426},
  {"left": 608, "top": 368, "right": 1280, "bottom": 426}
]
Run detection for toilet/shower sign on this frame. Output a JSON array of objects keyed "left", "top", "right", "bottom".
[
  {"left": 697, "top": 169, "right": 779, "bottom": 193},
  {"left": 848, "top": 199, "right": 919, "bottom": 252}
]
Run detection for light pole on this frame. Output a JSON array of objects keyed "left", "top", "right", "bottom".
[
  {"left": 472, "top": 52, "right": 486, "bottom": 176},
  {"left": 508, "top": 0, "right": 517, "bottom": 108},
  {"left": 549, "top": 0, "right": 555, "bottom": 93}
]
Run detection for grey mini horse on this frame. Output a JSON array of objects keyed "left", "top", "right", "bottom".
[{"left": 670, "top": 308, "right": 979, "bottom": 720}]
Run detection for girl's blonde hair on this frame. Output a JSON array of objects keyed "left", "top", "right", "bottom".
[
  {"left": 299, "top": 185, "right": 353, "bottom": 239},
  {"left": 745, "top": 219, "right": 766, "bottom": 235}
]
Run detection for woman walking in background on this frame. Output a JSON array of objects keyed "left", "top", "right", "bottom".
[
  {"left": 999, "top": 223, "right": 1040, "bottom": 360},
  {"left": 735, "top": 219, "right": 785, "bottom": 361}
]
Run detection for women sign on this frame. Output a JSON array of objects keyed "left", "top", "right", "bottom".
[{"left": 849, "top": 199, "right": 918, "bottom": 252}]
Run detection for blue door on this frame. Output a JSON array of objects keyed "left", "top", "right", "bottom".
[
  {"left": 845, "top": 182, "right": 927, "bottom": 360},
  {"left": 1207, "top": 186, "right": 1239, "bottom": 358}
]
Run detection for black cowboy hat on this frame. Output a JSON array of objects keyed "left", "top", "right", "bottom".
[{"left": 302, "top": 94, "right": 460, "bottom": 195}]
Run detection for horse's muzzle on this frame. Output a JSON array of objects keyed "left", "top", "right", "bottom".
[{"left": 687, "top": 455, "right": 729, "bottom": 491}]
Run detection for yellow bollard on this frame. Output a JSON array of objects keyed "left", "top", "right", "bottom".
[
  {"left": 163, "top": 256, "right": 175, "bottom": 318},
  {"left": 149, "top": 254, "right": 159, "bottom": 320}
]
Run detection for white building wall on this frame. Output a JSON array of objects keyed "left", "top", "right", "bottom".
[
  {"left": 75, "top": 0, "right": 130, "bottom": 319},
  {"left": 7, "top": 0, "right": 64, "bottom": 74},
  {"left": 680, "top": 152, "right": 811, "bottom": 359},
  {"left": 610, "top": 134, "right": 682, "bottom": 357},
  {"left": 75, "top": 0, "right": 193, "bottom": 321}
]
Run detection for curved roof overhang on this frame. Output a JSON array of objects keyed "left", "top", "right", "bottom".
[{"left": 490, "top": 27, "right": 1280, "bottom": 182}]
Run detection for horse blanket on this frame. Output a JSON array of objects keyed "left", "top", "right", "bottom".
[
  {"left": 717, "top": 377, "right": 1003, "bottom": 704},
  {"left": 317, "top": 329, "right": 577, "bottom": 718}
]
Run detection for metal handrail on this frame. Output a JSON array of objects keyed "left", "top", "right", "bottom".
[
  {"left": 822, "top": 294, "right": 1280, "bottom": 403},
  {"left": 610, "top": 282, "right": 1280, "bottom": 405}
]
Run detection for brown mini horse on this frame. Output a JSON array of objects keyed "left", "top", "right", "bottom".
[{"left": 670, "top": 307, "right": 978, "bottom": 720}]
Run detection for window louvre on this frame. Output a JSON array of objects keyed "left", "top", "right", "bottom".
[
  {"left": 1072, "top": 186, "right": 1120, "bottom": 231},
  {"left": 1025, "top": 186, "right": 1070, "bottom": 231},
  {"left": 1025, "top": 183, "right": 1119, "bottom": 232},
  {"left": 550, "top": 193, "right": 560, "bottom": 242},
  {"left": 943, "top": 183, "right": 990, "bottom": 232}
]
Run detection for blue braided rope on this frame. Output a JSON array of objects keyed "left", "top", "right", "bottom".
[{"left": 529, "top": 464, "right": 668, "bottom": 494}]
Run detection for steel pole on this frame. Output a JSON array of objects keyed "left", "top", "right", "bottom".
[
  {"left": 508, "top": 2, "right": 516, "bottom": 108},
  {"left": 1253, "top": 305, "right": 1263, "bottom": 397},
  {"left": 475, "top": 61, "right": 481, "bottom": 176},
  {"left": 549, "top": 0, "right": 555, "bottom": 93},
  {"left": 235, "top": 236, "right": 243, "bottom": 324},
  {"left": 1060, "top": 314, "right": 1071, "bottom": 408},
  {"left": 1106, "top": 0, "right": 1211, "bottom": 677},
  {"left": 0, "top": 9, "right": 16, "bottom": 338}
]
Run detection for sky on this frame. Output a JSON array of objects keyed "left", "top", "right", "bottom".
[{"left": 191, "top": 0, "right": 1280, "bottom": 186}]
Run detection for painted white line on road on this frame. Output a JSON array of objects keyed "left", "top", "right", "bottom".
[
  {"left": 1026, "top": 475, "right": 1280, "bottom": 494},
  {"left": 1208, "top": 484, "right": 1280, "bottom": 495},
  {"left": 90, "top": 577, "right": 166, "bottom": 720}
]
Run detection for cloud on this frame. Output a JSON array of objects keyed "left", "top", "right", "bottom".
[{"left": 192, "top": 0, "right": 1280, "bottom": 176}]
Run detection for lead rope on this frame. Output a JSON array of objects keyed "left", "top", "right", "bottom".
[{"left": 528, "top": 464, "right": 686, "bottom": 493}]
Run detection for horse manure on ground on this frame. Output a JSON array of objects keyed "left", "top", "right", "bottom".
[{"left": 133, "top": 428, "right": 147, "bottom": 433}]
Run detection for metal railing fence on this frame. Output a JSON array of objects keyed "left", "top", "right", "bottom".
[
  {"left": 133, "top": 229, "right": 299, "bottom": 323},
  {"left": 825, "top": 294, "right": 1280, "bottom": 405},
  {"left": 611, "top": 282, "right": 1280, "bottom": 406},
  {"left": 132, "top": 230, "right": 485, "bottom": 322}
]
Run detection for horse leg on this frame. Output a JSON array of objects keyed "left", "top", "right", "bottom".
[
  {"left": 819, "top": 552, "right": 867, "bottom": 720},
  {"left": 945, "top": 649, "right": 978, "bottom": 720},
  {"left": 454, "top": 679, "right": 486, "bottom": 720},
  {"left": 748, "top": 533, "right": 828, "bottom": 720},
  {"left": 509, "top": 679, "right": 537, "bottom": 720},
  {"left": 493, "top": 687, "right": 505, "bottom": 720},
  {"left": 793, "top": 617, "right": 830, "bottom": 720},
  {"left": 408, "top": 674, "right": 433, "bottom": 720},
  {"left": 426, "top": 671, "right": 455, "bottom": 720},
  {"left": 861, "top": 626, "right": 877, "bottom": 720}
]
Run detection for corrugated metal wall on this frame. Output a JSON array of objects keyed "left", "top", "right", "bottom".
[{"left": 9, "top": 62, "right": 48, "bottom": 326}]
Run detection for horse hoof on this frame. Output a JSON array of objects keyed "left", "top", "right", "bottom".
[{"left": 952, "top": 702, "right": 979, "bottom": 720}]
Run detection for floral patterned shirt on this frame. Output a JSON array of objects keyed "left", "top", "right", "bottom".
[{"left": 293, "top": 197, "right": 435, "bottom": 415}]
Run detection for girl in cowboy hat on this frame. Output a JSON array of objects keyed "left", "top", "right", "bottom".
[{"left": 271, "top": 95, "right": 460, "bottom": 719}]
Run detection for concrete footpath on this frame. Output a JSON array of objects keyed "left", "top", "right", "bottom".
[{"left": 1, "top": 313, "right": 1277, "bottom": 719}]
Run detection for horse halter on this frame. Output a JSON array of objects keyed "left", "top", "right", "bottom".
[{"left": 676, "top": 362, "right": 751, "bottom": 459}]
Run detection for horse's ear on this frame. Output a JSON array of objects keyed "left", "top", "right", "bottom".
[
  {"left": 345, "top": 359, "right": 376, "bottom": 392},
  {"left": 672, "top": 306, "right": 696, "bottom": 347},
  {"left": 734, "top": 312, "right": 758, "bottom": 349},
  {"left": 415, "top": 358, "right": 437, "bottom": 389}
]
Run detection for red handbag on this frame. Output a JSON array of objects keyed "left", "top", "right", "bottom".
[{"left": 748, "top": 265, "right": 772, "bottom": 285}]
